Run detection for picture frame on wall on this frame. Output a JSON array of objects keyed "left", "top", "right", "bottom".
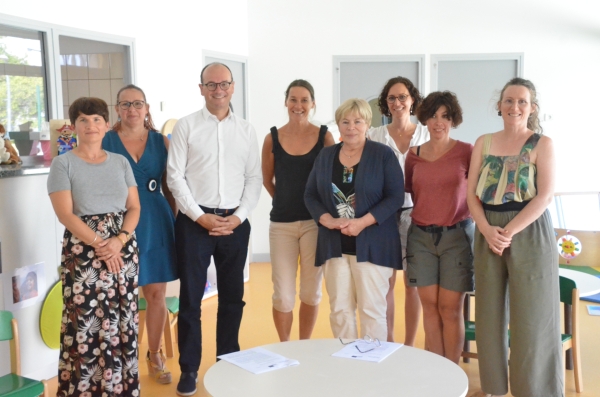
[{"left": 2, "top": 262, "right": 46, "bottom": 310}]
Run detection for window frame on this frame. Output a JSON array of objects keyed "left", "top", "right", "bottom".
[{"left": 0, "top": 12, "right": 136, "bottom": 120}]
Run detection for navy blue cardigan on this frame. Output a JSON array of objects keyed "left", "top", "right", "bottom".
[{"left": 304, "top": 140, "right": 404, "bottom": 269}]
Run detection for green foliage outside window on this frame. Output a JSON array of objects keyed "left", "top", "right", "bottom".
[{"left": 0, "top": 38, "right": 46, "bottom": 133}]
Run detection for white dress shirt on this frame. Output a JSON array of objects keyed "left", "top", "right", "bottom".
[
  {"left": 368, "top": 123, "right": 429, "bottom": 208},
  {"left": 167, "top": 107, "right": 262, "bottom": 223}
]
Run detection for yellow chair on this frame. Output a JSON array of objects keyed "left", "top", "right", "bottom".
[
  {"left": 560, "top": 276, "right": 583, "bottom": 393},
  {"left": 138, "top": 297, "right": 179, "bottom": 358},
  {"left": 0, "top": 310, "right": 49, "bottom": 397}
]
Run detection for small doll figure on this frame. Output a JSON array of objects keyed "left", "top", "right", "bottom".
[{"left": 56, "top": 124, "right": 77, "bottom": 155}]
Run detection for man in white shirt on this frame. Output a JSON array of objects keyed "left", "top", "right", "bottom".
[{"left": 167, "top": 62, "right": 262, "bottom": 396}]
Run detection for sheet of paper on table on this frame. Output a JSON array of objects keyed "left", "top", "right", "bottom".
[
  {"left": 587, "top": 305, "right": 600, "bottom": 316},
  {"left": 332, "top": 341, "right": 403, "bottom": 363},
  {"left": 217, "top": 347, "right": 300, "bottom": 374}
]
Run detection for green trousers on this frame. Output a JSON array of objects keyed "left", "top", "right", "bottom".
[{"left": 474, "top": 209, "right": 564, "bottom": 397}]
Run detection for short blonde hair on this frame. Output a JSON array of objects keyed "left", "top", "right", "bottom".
[{"left": 335, "top": 98, "right": 372, "bottom": 127}]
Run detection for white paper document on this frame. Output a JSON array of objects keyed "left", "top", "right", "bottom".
[
  {"left": 332, "top": 341, "right": 403, "bottom": 363},
  {"left": 217, "top": 347, "right": 300, "bottom": 374}
]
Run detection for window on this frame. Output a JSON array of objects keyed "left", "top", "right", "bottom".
[
  {"left": 0, "top": 14, "right": 135, "bottom": 158},
  {"left": 0, "top": 24, "right": 48, "bottom": 156},
  {"left": 551, "top": 193, "right": 600, "bottom": 230}
]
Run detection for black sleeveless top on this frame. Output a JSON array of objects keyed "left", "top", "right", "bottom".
[{"left": 270, "top": 125, "right": 327, "bottom": 222}]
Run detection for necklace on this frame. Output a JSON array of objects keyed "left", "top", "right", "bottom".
[
  {"left": 341, "top": 144, "right": 361, "bottom": 159},
  {"left": 78, "top": 150, "right": 106, "bottom": 162},
  {"left": 120, "top": 130, "right": 146, "bottom": 141}
]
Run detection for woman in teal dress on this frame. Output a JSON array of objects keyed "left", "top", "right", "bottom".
[{"left": 103, "top": 84, "right": 178, "bottom": 384}]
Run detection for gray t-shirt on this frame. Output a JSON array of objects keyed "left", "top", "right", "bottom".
[{"left": 47, "top": 150, "right": 137, "bottom": 216}]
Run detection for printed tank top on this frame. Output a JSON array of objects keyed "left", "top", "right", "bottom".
[{"left": 475, "top": 133, "right": 540, "bottom": 205}]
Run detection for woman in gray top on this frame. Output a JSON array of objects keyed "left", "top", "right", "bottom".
[{"left": 47, "top": 97, "right": 141, "bottom": 397}]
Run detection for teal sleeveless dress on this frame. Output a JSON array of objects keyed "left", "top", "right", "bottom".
[{"left": 103, "top": 130, "right": 177, "bottom": 285}]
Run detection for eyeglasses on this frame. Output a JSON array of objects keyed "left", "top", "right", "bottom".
[
  {"left": 202, "top": 81, "right": 233, "bottom": 91},
  {"left": 339, "top": 335, "right": 382, "bottom": 353},
  {"left": 118, "top": 100, "right": 146, "bottom": 110},
  {"left": 386, "top": 95, "right": 410, "bottom": 104}
]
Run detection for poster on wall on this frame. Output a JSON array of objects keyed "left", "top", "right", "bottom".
[{"left": 2, "top": 262, "right": 46, "bottom": 310}]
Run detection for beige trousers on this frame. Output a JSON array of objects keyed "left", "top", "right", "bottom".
[
  {"left": 269, "top": 220, "right": 322, "bottom": 312},
  {"left": 323, "top": 254, "right": 393, "bottom": 340}
]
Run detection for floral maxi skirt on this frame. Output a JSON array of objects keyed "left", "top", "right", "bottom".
[{"left": 58, "top": 212, "right": 140, "bottom": 397}]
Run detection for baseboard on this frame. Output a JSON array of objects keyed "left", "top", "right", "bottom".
[
  {"left": 252, "top": 253, "right": 271, "bottom": 263},
  {"left": 26, "top": 361, "right": 57, "bottom": 381}
]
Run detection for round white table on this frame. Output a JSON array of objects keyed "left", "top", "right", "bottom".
[
  {"left": 559, "top": 268, "right": 600, "bottom": 297},
  {"left": 204, "top": 339, "right": 468, "bottom": 397}
]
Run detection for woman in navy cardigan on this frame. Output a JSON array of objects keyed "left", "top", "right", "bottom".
[{"left": 304, "top": 98, "right": 404, "bottom": 340}]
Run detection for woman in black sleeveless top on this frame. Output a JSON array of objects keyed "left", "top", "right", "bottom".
[{"left": 262, "top": 80, "right": 335, "bottom": 341}]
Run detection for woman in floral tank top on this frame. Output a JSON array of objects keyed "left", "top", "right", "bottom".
[{"left": 466, "top": 78, "right": 562, "bottom": 397}]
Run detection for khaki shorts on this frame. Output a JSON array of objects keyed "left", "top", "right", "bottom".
[{"left": 406, "top": 221, "right": 474, "bottom": 292}]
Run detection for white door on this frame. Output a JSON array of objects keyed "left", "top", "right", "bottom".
[
  {"left": 334, "top": 55, "right": 424, "bottom": 128},
  {"left": 431, "top": 54, "right": 523, "bottom": 144}
]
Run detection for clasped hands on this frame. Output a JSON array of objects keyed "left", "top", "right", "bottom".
[
  {"left": 319, "top": 214, "right": 366, "bottom": 237},
  {"left": 197, "top": 213, "right": 241, "bottom": 236},
  {"left": 483, "top": 225, "right": 513, "bottom": 256},
  {"left": 94, "top": 236, "right": 125, "bottom": 273}
]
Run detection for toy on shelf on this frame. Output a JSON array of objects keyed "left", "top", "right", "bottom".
[
  {"left": 0, "top": 138, "right": 21, "bottom": 164},
  {"left": 56, "top": 123, "right": 77, "bottom": 155}
]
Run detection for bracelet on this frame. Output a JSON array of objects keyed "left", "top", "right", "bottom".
[
  {"left": 88, "top": 234, "right": 98, "bottom": 246},
  {"left": 117, "top": 235, "right": 127, "bottom": 247},
  {"left": 120, "top": 230, "right": 131, "bottom": 240}
]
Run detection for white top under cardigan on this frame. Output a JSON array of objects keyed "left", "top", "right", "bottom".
[
  {"left": 368, "top": 123, "right": 429, "bottom": 208},
  {"left": 166, "top": 107, "right": 263, "bottom": 223}
]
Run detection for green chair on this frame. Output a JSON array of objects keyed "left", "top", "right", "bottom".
[
  {"left": 138, "top": 297, "right": 180, "bottom": 358},
  {"left": 560, "top": 276, "right": 582, "bottom": 393},
  {"left": 462, "top": 318, "right": 477, "bottom": 360},
  {"left": 0, "top": 310, "right": 49, "bottom": 397}
]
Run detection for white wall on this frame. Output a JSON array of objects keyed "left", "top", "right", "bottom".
[{"left": 247, "top": 0, "right": 600, "bottom": 257}]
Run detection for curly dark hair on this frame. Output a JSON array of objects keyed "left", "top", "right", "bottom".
[
  {"left": 68, "top": 97, "right": 109, "bottom": 125},
  {"left": 416, "top": 91, "right": 463, "bottom": 128},
  {"left": 377, "top": 77, "right": 422, "bottom": 118}
]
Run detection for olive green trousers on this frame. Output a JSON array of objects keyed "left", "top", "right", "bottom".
[{"left": 474, "top": 209, "right": 564, "bottom": 397}]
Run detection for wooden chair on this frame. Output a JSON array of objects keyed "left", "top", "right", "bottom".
[
  {"left": 138, "top": 297, "right": 180, "bottom": 358},
  {"left": 0, "top": 310, "right": 49, "bottom": 397},
  {"left": 560, "top": 275, "right": 583, "bottom": 393}
]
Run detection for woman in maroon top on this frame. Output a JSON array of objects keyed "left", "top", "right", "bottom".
[{"left": 404, "top": 91, "right": 474, "bottom": 364}]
